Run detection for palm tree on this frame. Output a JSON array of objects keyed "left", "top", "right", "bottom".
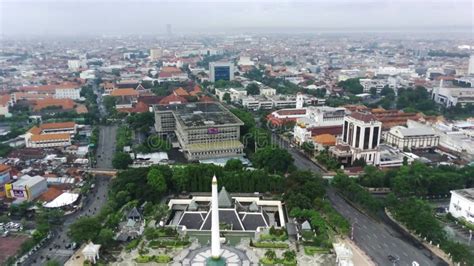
[
  {"left": 282, "top": 250, "right": 296, "bottom": 262},
  {"left": 264, "top": 249, "right": 277, "bottom": 261}
]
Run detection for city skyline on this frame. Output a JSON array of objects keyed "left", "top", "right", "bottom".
[{"left": 0, "top": 0, "right": 472, "bottom": 36}]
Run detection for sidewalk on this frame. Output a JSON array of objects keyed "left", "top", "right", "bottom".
[
  {"left": 385, "top": 209, "right": 453, "bottom": 266},
  {"left": 342, "top": 238, "right": 376, "bottom": 266}
]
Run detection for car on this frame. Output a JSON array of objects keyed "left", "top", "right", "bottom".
[{"left": 388, "top": 255, "right": 399, "bottom": 262}]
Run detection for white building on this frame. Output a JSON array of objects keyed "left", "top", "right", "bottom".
[
  {"left": 385, "top": 126, "right": 440, "bottom": 150},
  {"left": 449, "top": 188, "right": 474, "bottom": 224},
  {"left": 468, "top": 54, "right": 474, "bottom": 75},
  {"left": 259, "top": 86, "right": 276, "bottom": 97},
  {"left": 55, "top": 87, "right": 81, "bottom": 100},
  {"left": 293, "top": 106, "right": 346, "bottom": 144},
  {"left": 149, "top": 48, "right": 162, "bottom": 61},
  {"left": 80, "top": 69, "right": 96, "bottom": 80},
  {"left": 237, "top": 56, "right": 254, "bottom": 66},
  {"left": 432, "top": 79, "right": 474, "bottom": 107},
  {"left": 330, "top": 112, "right": 382, "bottom": 165},
  {"left": 215, "top": 87, "right": 247, "bottom": 102},
  {"left": 67, "top": 59, "right": 87, "bottom": 71}
]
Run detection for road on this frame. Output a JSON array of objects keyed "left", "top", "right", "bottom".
[
  {"left": 23, "top": 175, "right": 110, "bottom": 266},
  {"left": 271, "top": 133, "right": 324, "bottom": 172},
  {"left": 328, "top": 189, "right": 446, "bottom": 266},
  {"left": 96, "top": 125, "right": 117, "bottom": 169},
  {"left": 272, "top": 132, "right": 447, "bottom": 266},
  {"left": 22, "top": 126, "right": 115, "bottom": 266}
]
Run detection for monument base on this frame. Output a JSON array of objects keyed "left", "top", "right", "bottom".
[{"left": 206, "top": 257, "right": 226, "bottom": 266}]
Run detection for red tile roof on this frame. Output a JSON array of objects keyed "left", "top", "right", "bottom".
[
  {"left": 159, "top": 94, "right": 188, "bottom": 105},
  {"left": 110, "top": 88, "right": 139, "bottom": 97},
  {"left": 33, "top": 98, "right": 75, "bottom": 111}
]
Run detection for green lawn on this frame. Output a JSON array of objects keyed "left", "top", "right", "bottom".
[{"left": 304, "top": 246, "right": 331, "bottom": 256}]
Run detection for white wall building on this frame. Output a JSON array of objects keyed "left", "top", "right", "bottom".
[
  {"left": 432, "top": 79, "right": 474, "bottom": 107},
  {"left": 330, "top": 112, "right": 382, "bottom": 165},
  {"left": 55, "top": 87, "right": 81, "bottom": 100},
  {"left": 67, "top": 59, "right": 87, "bottom": 71},
  {"left": 385, "top": 126, "right": 440, "bottom": 150},
  {"left": 449, "top": 188, "right": 474, "bottom": 224},
  {"left": 468, "top": 54, "right": 474, "bottom": 75},
  {"left": 215, "top": 87, "right": 247, "bottom": 102},
  {"left": 293, "top": 106, "right": 346, "bottom": 144}
]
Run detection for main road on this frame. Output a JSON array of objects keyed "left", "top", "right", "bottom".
[
  {"left": 272, "top": 132, "right": 447, "bottom": 266},
  {"left": 22, "top": 126, "right": 116, "bottom": 266}
]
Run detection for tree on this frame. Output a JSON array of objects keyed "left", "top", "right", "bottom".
[
  {"left": 147, "top": 168, "right": 167, "bottom": 194},
  {"left": 96, "top": 228, "right": 114, "bottom": 247},
  {"left": 103, "top": 96, "right": 117, "bottom": 114},
  {"left": 369, "top": 87, "right": 377, "bottom": 96},
  {"left": 252, "top": 146, "right": 294, "bottom": 174},
  {"left": 222, "top": 92, "right": 231, "bottom": 103},
  {"left": 112, "top": 152, "right": 133, "bottom": 169},
  {"left": 264, "top": 249, "right": 277, "bottom": 261},
  {"left": 246, "top": 83, "right": 260, "bottom": 95},
  {"left": 337, "top": 78, "right": 363, "bottom": 94},
  {"left": 301, "top": 141, "right": 315, "bottom": 155},
  {"left": 282, "top": 250, "right": 296, "bottom": 262},
  {"left": 224, "top": 159, "right": 243, "bottom": 171},
  {"left": 68, "top": 217, "right": 101, "bottom": 244}
]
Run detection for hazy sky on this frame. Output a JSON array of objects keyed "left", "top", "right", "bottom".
[{"left": 0, "top": 0, "right": 472, "bottom": 36}]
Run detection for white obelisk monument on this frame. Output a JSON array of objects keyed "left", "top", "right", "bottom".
[{"left": 211, "top": 175, "right": 221, "bottom": 259}]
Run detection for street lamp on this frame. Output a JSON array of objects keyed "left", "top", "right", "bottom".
[{"left": 469, "top": 229, "right": 472, "bottom": 245}]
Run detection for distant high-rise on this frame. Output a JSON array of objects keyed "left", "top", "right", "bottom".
[
  {"left": 468, "top": 54, "right": 474, "bottom": 75},
  {"left": 166, "top": 24, "right": 172, "bottom": 37},
  {"left": 149, "top": 48, "right": 162, "bottom": 61},
  {"left": 209, "top": 62, "right": 235, "bottom": 82}
]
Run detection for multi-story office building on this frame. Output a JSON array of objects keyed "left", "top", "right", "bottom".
[
  {"left": 330, "top": 112, "right": 382, "bottom": 165},
  {"left": 209, "top": 62, "right": 235, "bottom": 82},
  {"left": 154, "top": 102, "right": 244, "bottom": 161},
  {"left": 149, "top": 48, "right": 162, "bottom": 61}
]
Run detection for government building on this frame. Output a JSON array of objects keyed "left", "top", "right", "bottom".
[{"left": 153, "top": 102, "right": 244, "bottom": 161}]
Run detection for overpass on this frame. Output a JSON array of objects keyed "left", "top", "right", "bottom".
[{"left": 82, "top": 168, "right": 117, "bottom": 176}]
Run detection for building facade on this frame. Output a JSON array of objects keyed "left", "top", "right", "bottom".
[
  {"left": 209, "top": 62, "right": 235, "bottom": 82},
  {"left": 385, "top": 126, "right": 440, "bottom": 150},
  {"left": 330, "top": 112, "right": 382, "bottom": 165},
  {"left": 449, "top": 188, "right": 474, "bottom": 224},
  {"left": 154, "top": 103, "right": 244, "bottom": 161},
  {"left": 55, "top": 87, "right": 81, "bottom": 100}
]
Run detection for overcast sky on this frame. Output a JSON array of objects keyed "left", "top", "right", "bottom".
[{"left": 0, "top": 0, "right": 472, "bottom": 36}]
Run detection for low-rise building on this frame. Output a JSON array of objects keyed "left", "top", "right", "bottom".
[
  {"left": 215, "top": 87, "right": 247, "bottom": 102},
  {"left": 55, "top": 86, "right": 81, "bottom": 100},
  {"left": 449, "top": 188, "right": 474, "bottom": 224},
  {"left": 5, "top": 175, "right": 48, "bottom": 202},
  {"left": 432, "top": 79, "right": 474, "bottom": 108},
  {"left": 385, "top": 126, "right": 440, "bottom": 150},
  {"left": 24, "top": 122, "right": 76, "bottom": 148}
]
